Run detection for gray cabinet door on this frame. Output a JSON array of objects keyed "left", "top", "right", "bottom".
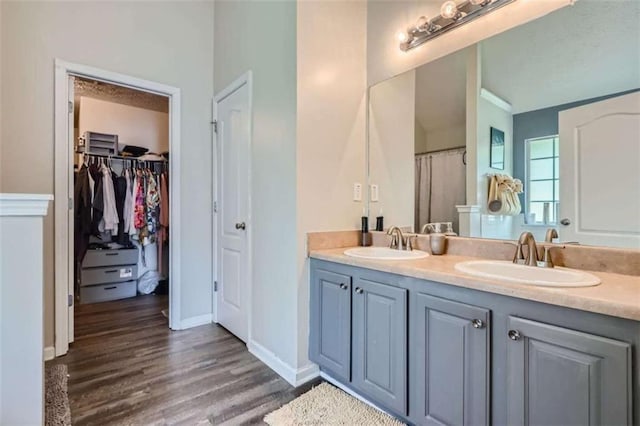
[
  {"left": 352, "top": 277, "right": 407, "bottom": 415},
  {"left": 411, "top": 293, "right": 489, "bottom": 426},
  {"left": 507, "top": 316, "right": 632, "bottom": 426},
  {"left": 309, "top": 269, "right": 352, "bottom": 382}
]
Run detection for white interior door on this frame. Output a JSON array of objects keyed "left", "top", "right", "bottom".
[
  {"left": 215, "top": 75, "right": 251, "bottom": 342},
  {"left": 559, "top": 91, "right": 640, "bottom": 248}
]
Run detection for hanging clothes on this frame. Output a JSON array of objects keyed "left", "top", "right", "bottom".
[
  {"left": 99, "top": 164, "right": 119, "bottom": 234},
  {"left": 123, "top": 168, "right": 134, "bottom": 235},
  {"left": 134, "top": 169, "right": 146, "bottom": 233},
  {"left": 74, "top": 164, "right": 92, "bottom": 264},
  {"left": 145, "top": 170, "right": 160, "bottom": 241},
  {"left": 114, "top": 174, "right": 128, "bottom": 245},
  {"left": 90, "top": 163, "right": 104, "bottom": 236},
  {"left": 157, "top": 172, "right": 169, "bottom": 276}
]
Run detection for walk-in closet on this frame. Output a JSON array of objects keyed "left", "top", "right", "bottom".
[{"left": 72, "top": 77, "right": 171, "bottom": 322}]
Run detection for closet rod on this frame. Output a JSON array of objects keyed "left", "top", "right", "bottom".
[{"left": 78, "top": 152, "right": 168, "bottom": 163}]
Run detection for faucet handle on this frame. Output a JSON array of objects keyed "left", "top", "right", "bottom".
[
  {"left": 508, "top": 240, "right": 526, "bottom": 264},
  {"left": 404, "top": 235, "right": 417, "bottom": 251},
  {"left": 538, "top": 244, "right": 565, "bottom": 268}
]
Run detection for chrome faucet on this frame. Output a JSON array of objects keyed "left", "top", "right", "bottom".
[
  {"left": 513, "top": 232, "right": 539, "bottom": 267},
  {"left": 387, "top": 226, "right": 415, "bottom": 251},
  {"left": 545, "top": 228, "right": 558, "bottom": 243}
]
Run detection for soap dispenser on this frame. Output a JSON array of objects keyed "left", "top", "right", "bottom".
[{"left": 360, "top": 216, "right": 372, "bottom": 246}]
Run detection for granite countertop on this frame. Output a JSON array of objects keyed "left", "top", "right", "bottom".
[{"left": 310, "top": 247, "right": 640, "bottom": 322}]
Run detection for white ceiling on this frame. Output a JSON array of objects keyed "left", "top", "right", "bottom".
[
  {"left": 481, "top": 0, "right": 640, "bottom": 114},
  {"left": 413, "top": 0, "right": 640, "bottom": 128},
  {"left": 414, "top": 47, "right": 468, "bottom": 132}
]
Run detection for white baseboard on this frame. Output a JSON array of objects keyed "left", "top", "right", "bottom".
[
  {"left": 248, "top": 340, "right": 320, "bottom": 387},
  {"left": 296, "top": 362, "right": 320, "bottom": 386},
  {"left": 44, "top": 346, "right": 56, "bottom": 361},
  {"left": 179, "top": 313, "right": 213, "bottom": 330}
]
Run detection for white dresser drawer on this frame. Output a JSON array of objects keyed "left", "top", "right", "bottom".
[
  {"left": 80, "top": 281, "right": 137, "bottom": 304},
  {"left": 82, "top": 248, "right": 138, "bottom": 268},
  {"left": 80, "top": 265, "right": 137, "bottom": 286}
]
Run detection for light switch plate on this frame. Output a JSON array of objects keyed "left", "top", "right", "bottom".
[
  {"left": 353, "top": 183, "right": 362, "bottom": 201},
  {"left": 370, "top": 184, "right": 379, "bottom": 202}
]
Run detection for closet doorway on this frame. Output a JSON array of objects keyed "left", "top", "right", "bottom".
[{"left": 54, "top": 60, "right": 182, "bottom": 357}]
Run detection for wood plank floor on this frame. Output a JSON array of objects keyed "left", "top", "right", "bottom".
[{"left": 47, "top": 295, "right": 317, "bottom": 425}]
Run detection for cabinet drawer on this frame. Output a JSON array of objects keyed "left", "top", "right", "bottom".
[
  {"left": 82, "top": 248, "right": 138, "bottom": 268},
  {"left": 80, "top": 265, "right": 137, "bottom": 286},
  {"left": 80, "top": 281, "right": 137, "bottom": 304}
]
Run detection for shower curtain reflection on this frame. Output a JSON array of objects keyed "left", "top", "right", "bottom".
[{"left": 415, "top": 147, "right": 466, "bottom": 233}]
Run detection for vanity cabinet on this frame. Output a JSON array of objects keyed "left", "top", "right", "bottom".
[
  {"left": 506, "top": 316, "right": 632, "bottom": 425},
  {"left": 352, "top": 278, "right": 407, "bottom": 414},
  {"left": 309, "top": 259, "right": 637, "bottom": 425},
  {"left": 411, "top": 293, "right": 489, "bottom": 425},
  {"left": 310, "top": 268, "right": 408, "bottom": 413},
  {"left": 309, "top": 269, "right": 352, "bottom": 382}
]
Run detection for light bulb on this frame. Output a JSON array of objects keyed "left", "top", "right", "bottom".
[
  {"left": 440, "top": 1, "right": 459, "bottom": 19},
  {"left": 397, "top": 31, "right": 409, "bottom": 43},
  {"left": 415, "top": 16, "right": 429, "bottom": 30}
]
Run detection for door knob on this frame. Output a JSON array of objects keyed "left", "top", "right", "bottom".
[
  {"left": 472, "top": 319, "right": 484, "bottom": 329},
  {"left": 235, "top": 222, "right": 246, "bottom": 230},
  {"left": 508, "top": 330, "right": 522, "bottom": 341},
  {"left": 560, "top": 218, "right": 571, "bottom": 226}
]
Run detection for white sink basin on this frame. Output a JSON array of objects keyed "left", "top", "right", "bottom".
[
  {"left": 344, "top": 247, "right": 429, "bottom": 260},
  {"left": 454, "top": 260, "right": 601, "bottom": 288}
]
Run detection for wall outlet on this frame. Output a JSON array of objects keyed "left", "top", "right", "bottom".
[
  {"left": 370, "top": 184, "right": 379, "bottom": 202},
  {"left": 353, "top": 183, "right": 362, "bottom": 201}
]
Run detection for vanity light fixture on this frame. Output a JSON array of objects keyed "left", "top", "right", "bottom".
[{"left": 400, "top": 0, "right": 516, "bottom": 52}]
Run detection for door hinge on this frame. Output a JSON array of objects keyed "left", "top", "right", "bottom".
[
  {"left": 211, "top": 120, "right": 218, "bottom": 133},
  {"left": 68, "top": 101, "right": 73, "bottom": 114},
  {"left": 68, "top": 294, "right": 73, "bottom": 307},
  {"left": 214, "top": 281, "right": 218, "bottom": 292},
  {"left": 213, "top": 201, "right": 218, "bottom": 213},
  {"left": 68, "top": 197, "right": 73, "bottom": 210}
]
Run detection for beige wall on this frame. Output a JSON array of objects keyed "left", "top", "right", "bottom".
[
  {"left": 215, "top": 0, "right": 299, "bottom": 369},
  {"left": 424, "top": 124, "right": 466, "bottom": 154},
  {"left": 0, "top": 1, "right": 214, "bottom": 347},
  {"left": 296, "top": 0, "right": 367, "bottom": 368},
  {"left": 369, "top": 70, "right": 416, "bottom": 230},
  {"left": 215, "top": 0, "right": 368, "bottom": 378},
  {"left": 414, "top": 118, "right": 427, "bottom": 154},
  {"left": 79, "top": 97, "right": 169, "bottom": 153},
  {"left": 366, "top": 0, "right": 572, "bottom": 86}
]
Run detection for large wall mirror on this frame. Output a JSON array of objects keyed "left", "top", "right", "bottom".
[{"left": 367, "top": 0, "right": 640, "bottom": 249}]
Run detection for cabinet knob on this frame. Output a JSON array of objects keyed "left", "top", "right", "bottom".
[
  {"left": 235, "top": 222, "right": 246, "bottom": 230},
  {"left": 339, "top": 283, "right": 348, "bottom": 290},
  {"left": 472, "top": 319, "right": 484, "bottom": 329},
  {"left": 355, "top": 287, "right": 363, "bottom": 294},
  {"left": 508, "top": 329, "right": 522, "bottom": 341},
  {"left": 560, "top": 218, "right": 571, "bottom": 226}
]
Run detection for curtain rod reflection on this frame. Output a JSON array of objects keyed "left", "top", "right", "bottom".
[{"left": 415, "top": 146, "right": 467, "bottom": 165}]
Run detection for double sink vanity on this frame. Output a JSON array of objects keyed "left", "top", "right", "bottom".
[
  {"left": 307, "top": 1, "right": 639, "bottom": 424},
  {"left": 308, "top": 232, "right": 639, "bottom": 425}
]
